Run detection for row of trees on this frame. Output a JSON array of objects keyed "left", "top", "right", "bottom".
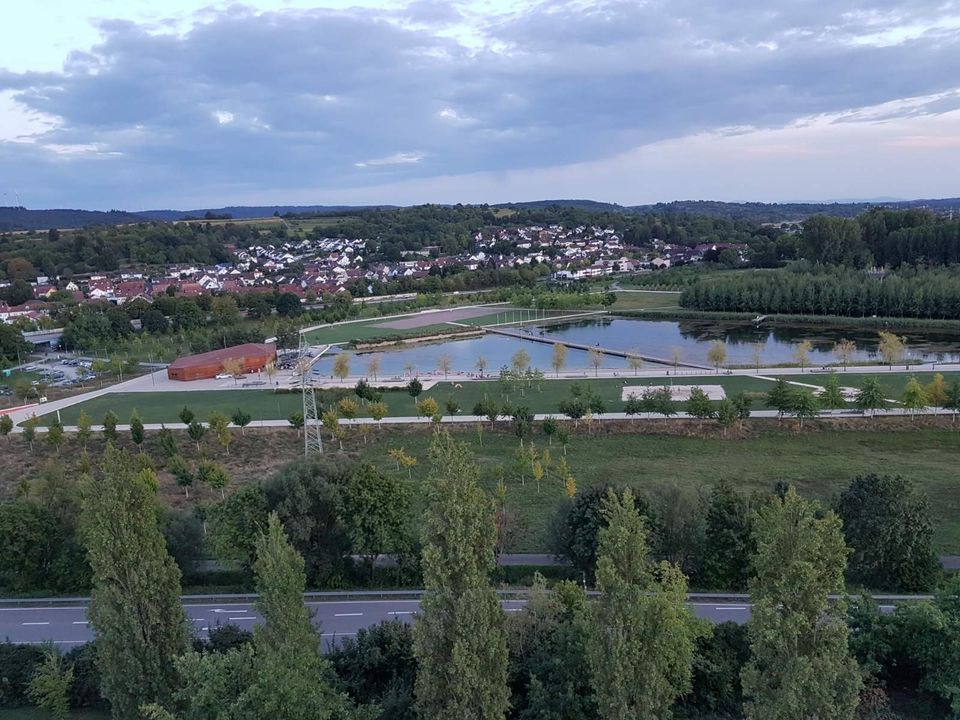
[
  {"left": 680, "top": 265, "right": 960, "bottom": 319},
  {"left": 12, "top": 432, "right": 958, "bottom": 719}
]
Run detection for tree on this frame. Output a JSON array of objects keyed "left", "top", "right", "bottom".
[
  {"left": 416, "top": 397, "right": 439, "bottom": 419},
  {"left": 686, "top": 386, "right": 714, "bottom": 429},
  {"left": 332, "top": 352, "right": 350, "bottom": 382},
  {"left": 0, "top": 413, "right": 13, "bottom": 439},
  {"left": 551, "top": 343, "right": 568, "bottom": 377},
  {"left": 208, "top": 411, "right": 231, "bottom": 455},
  {"left": 407, "top": 378, "right": 423, "bottom": 404},
  {"left": 588, "top": 347, "right": 603, "bottom": 377},
  {"left": 877, "top": 331, "right": 906, "bottom": 367},
  {"left": 765, "top": 377, "right": 792, "bottom": 420},
  {"left": 731, "top": 391, "right": 752, "bottom": 431},
  {"left": 436, "top": 352, "right": 452, "bottom": 380},
  {"left": 80, "top": 446, "right": 190, "bottom": 718},
  {"left": 169, "top": 455, "right": 194, "bottom": 498},
  {"left": 475, "top": 355, "right": 488, "bottom": 377},
  {"left": 187, "top": 420, "right": 206, "bottom": 452},
  {"left": 27, "top": 648, "right": 74, "bottom": 720},
  {"left": 926, "top": 372, "right": 948, "bottom": 408},
  {"left": 707, "top": 340, "right": 727, "bottom": 373},
  {"left": 671, "top": 347, "right": 682, "bottom": 370},
  {"left": 788, "top": 387, "right": 819, "bottom": 429},
  {"left": 231, "top": 408, "right": 252, "bottom": 435},
  {"left": 340, "top": 464, "right": 410, "bottom": 579},
  {"left": 714, "top": 398, "right": 737, "bottom": 436},
  {"left": 792, "top": 339, "right": 812, "bottom": 371},
  {"left": 627, "top": 352, "right": 643, "bottom": 376},
  {"left": 388, "top": 447, "right": 418, "bottom": 479},
  {"left": 287, "top": 411, "right": 304, "bottom": 435},
  {"left": 102, "top": 411, "right": 118, "bottom": 442},
  {"left": 818, "top": 372, "right": 846, "bottom": 409},
  {"left": 198, "top": 460, "right": 231, "bottom": 500},
  {"left": 836, "top": 474, "right": 938, "bottom": 592},
  {"left": 47, "top": 421, "right": 65, "bottom": 455},
  {"left": 76, "top": 410, "right": 93, "bottom": 449},
  {"left": 701, "top": 479, "right": 753, "bottom": 591},
  {"left": 210, "top": 295, "right": 240, "bottom": 325},
  {"left": 511, "top": 348, "right": 531, "bottom": 374},
  {"left": 558, "top": 396, "right": 587, "bottom": 425},
  {"left": 751, "top": 342, "right": 764, "bottom": 371},
  {"left": 541, "top": 416, "right": 558, "bottom": 445},
  {"left": 414, "top": 430, "right": 509, "bottom": 720},
  {"left": 901, "top": 376, "right": 928, "bottom": 419},
  {"left": 366, "top": 354, "right": 382, "bottom": 381},
  {"left": 208, "top": 485, "right": 269, "bottom": 572},
  {"left": 275, "top": 292, "right": 302, "bottom": 317},
  {"left": 129, "top": 410, "right": 145, "bottom": 451},
  {"left": 222, "top": 355, "right": 243, "bottom": 382},
  {"left": 833, "top": 338, "right": 856, "bottom": 370},
  {"left": 741, "top": 488, "right": 861, "bottom": 720},
  {"left": 337, "top": 398, "right": 358, "bottom": 423},
  {"left": 587, "top": 489, "right": 704, "bottom": 719},
  {"left": 23, "top": 414, "right": 38, "bottom": 452},
  {"left": 368, "top": 400, "right": 389, "bottom": 426},
  {"left": 945, "top": 379, "right": 960, "bottom": 425},
  {"left": 856, "top": 377, "right": 887, "bottom": 416},
  {"left": 178, "top": 406, "right": 194, "bottom": 426}
]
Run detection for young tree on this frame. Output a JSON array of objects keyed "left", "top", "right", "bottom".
[
  {"left": 178, "top": 406, "right": 194, "bottom": 426},
  {"left": 751, "top": 342, "right": 764, "bottom": 371},
  {"left": 321, "top": 409, "right": 341, "bottom": 448},
  {"left": 416, "top": 397, "right": 439, "bottom": 419},
  {"left": 198, "top": 460, "right": 230, "bottom": 500},
  {"left": 792, "top": 339, "right": 813, "bottom": 371},
  {"left": 671, "top": 346, "right": 683, "bottom": 370},
  {"left": 788, "top": 388, "right": 819, "bottom": 429},
  {"left": 264, "top": 361, "right": 278, "bottom": 388},
  {"left": 587, "top": 488, "right": 704, "bottom": 719},
  {"left": 551, "top": 342, "right": 568, "bottom": 377},
  {"left": 337, "top": 397, "right": 359, "bottom": 423},
  {"left": 836, "top": 474, "right": 939, "bottom": 592},
  {"left": 627, "top": 351, "right": 643, "bottom": 376},
  {"left": 76, "top": 410, "right": 93, "bottom": 449},
  {"left": 222, "top": 357, "right": 243, "bottom": 384},
  {"left": 340, "top": 464, "right": 411, "bottom": 579},
  {"left": 902, "top": 376, "right": 929, "bottom": 419},
  {"left": 436, "top": 352, "right": 452, "bottom": 380},
  {"left": 287, "top": 411, "right": 304, "bottom": 436},
  {"left": 856, "top": 377, "right": 887, "bottom": 416},
  {"left": 475, "top": 355, "right": 488, "bottom": 377},
  {"left": 818, "top": 372, "right": 846, "bottom": 409},
  {"left": 187, "top": 419, "right": 206, "bottom": 452},
  {"left": 588, "top": 347, "right": 603, "bottom": 377},
  {"left": 407, "top": 378, "right": 423, "bottom": 405},
  {"left": 368, "top": 400, "right": 389, "bottom": 427},
  {"left": 208, "top": 411, "right": 231, "bottom": 455},
  {"left": 541, "top": 416, "right": 558, "bottom": 444},
  {"left": 80, "top": 446, "right": 190, "bottom": 718},
  {"left": 945, "top": 379, "right": 960, "bottom": 425},
  {"left": 714, "top": 398, "right": 737, "bottom": 437},
  {"left": 686, "top": 386, "right": 714, "bottom": 430},
  {"left": 926, "top": 372, "right": 948, "bottom": 408},
  {"left": 731, "top": 391, "right": 752, "bottom": 431},
  {"left": 414, "top": 430, "right": 509, "bottom": 720},
  {"left": 47, "top": 420, "right": 65, "bottom": 455},
  {"left": 366, "top": 354, "right": 382, "bottom": 382},
  {"left": 707, "top": 341, "right": 727, "bottom": 373},
  {"left": 387, "top": 447, "right": 417, "bottom": 478},
  {"left": 130, "top": 410, "right": 145, "bottom": 451},
  {"left": 765, "top": 377, "right": 792, "bottom": 420},
  {"left": 103, "top": 411, "right": 118, "bottom": 442},
  {"left": 231, "top": 408, "right": 252, "bottom": 435},
  {"left": 0, "top": 413, "right": 13, "bottom": 439},
  {"left": 169, "top": 455, "right": 194, "bottom": 498},
  {"left": 27, "top": 648, "right": 74, "bottom": 720},
  {"left": 22, "top": 414, "right": 38, "bottom": 452},
  {"left": 511, "top": 348, "right": 531, "bottom": 374},
  {"left": 877, "top": 331, "right": 906, "bottom": 367},
  {"left": 833, "top": 338, "right": 856, "bottom": 370},
  {"left": 332, "top": 352, "right": 351, "bottom": 382},
  {"left": 742, "top": 489, "right": 861, "bottom": 720},
  {"left": 700, "top": 479, "right": 753, "bottom": 591}
]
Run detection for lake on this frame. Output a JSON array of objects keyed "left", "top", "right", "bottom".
[{"left": 311, "top": 317, "right": 960, "bottom": 377}]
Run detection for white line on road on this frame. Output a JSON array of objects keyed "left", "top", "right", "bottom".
[
  {"left": 229, "top": 617, "right": 257, "bottom": 621},
  {"left": 22, "top": 622, "right": 50, "bottom": 625},
  {"left": 388, "top": 611, "right": 413, "bottom": 615},
  {"left": 713, "top": 606, "right": 748, "bottom": 611},
  {"left": 334, "top": 613, "right": 363, "bottom": 617},
  {"left": 72, "top": 621, "right": 88, "bottom": 625}
]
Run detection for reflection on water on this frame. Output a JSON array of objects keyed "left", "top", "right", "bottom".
[{"left": 312, "top": 317, "right": 960, "bottom": 377}]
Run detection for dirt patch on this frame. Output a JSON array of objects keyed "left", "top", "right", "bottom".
[{"left": 374, "top": 306, "right": 501, "bottom": 330}]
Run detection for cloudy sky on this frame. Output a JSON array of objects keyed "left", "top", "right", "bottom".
[{"left": 2, "top": 0, "right": 960, "bottom": 210}]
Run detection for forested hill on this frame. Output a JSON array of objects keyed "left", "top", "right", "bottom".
[
  {"left": 0, "top": 207, "right": 146, "bottom": 232},
  {"left": 633, "top": 198, "right": 960, "bottom": 222},
  {"left": 139, "top": 205, "right": 395, "bottom": 221}
]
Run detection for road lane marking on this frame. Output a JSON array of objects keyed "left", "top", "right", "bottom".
[
  {"left": 714, "top": 606, "right": 748, "bottom": 611},
  {"left": 320, "top": 632, "right": 357, "bottom": 637},
  {"left": 334, "top": 613, "right": 363, "bottom": 617},
  {"left": 229, "top": 617, "right": 257, "bottom": 621},
  {"left": 22, "top": 622, "right": 50, "bottom": 625},
  {"left": 504, "top": 608, "right": 522, "bottom": 612},
  {"left": 72, "top": 621, "right": 88, "bottom": 625},
  {"left": 388, "top": 611, "right": 413, "bottom": 615}
]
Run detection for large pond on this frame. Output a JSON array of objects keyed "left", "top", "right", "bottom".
[{"left": 312, "top": 317, "right": 960, "bottom": 378}]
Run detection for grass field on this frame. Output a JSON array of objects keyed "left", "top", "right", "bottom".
[
  {"left": 303, "top": 318, "right": 488, "bottom": 345},
  {"left": 39, "top": 371, "right": 960, "bottom": 426},
  {"left": 610, "top": 291, "right": 682, "bottom": 311}
]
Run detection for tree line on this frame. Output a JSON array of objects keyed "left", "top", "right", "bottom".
[{"left": 3, "top": 434, "right": 959, "bottom": 720}]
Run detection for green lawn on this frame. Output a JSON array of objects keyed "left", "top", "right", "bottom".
[
  {"left": 40, "top": 371, "right": 960, "bottom": 426},
  {"left": 303, "top": 319, "right": 470, "bottom": 345},
  {"left": 610, "top": 291, "right": 682, "bottom": 311},
  {"left": 366, "top": 426, "right": 960, "bottom": 555}
]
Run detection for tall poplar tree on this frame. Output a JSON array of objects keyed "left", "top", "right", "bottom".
[
  {"left": 81, "top": 445, "right": 190, "bottom": 719},
  {"left": 741, "top": 488, "right": 861, "bottom": 720},
  {"left": 413, "top": 429, "right": 509, "bottom": 720},
  {"left": 587, "top": 488, "right": 704, "bottom": 720}
]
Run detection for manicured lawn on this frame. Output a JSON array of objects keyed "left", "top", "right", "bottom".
[
  {"left": 303, "top": 319, "right": 471, "bottom": 345},
  {"left": 610, "top": 291, "right": 682, "bottom": 311},
  {"left": 365, "top": 426, "right": 960, "bottom": 555}
]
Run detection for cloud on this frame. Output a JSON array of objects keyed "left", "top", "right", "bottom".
[{"left": 0, "top": 0, "right": 959, "bottom": 208}]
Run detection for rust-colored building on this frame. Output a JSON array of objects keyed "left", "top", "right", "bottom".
[{"left": 167, "top": 343, "right": 276, "bottom": 382}]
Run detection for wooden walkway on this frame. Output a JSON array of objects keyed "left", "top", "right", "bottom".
[{"left": 484, "top": 327, "right": 713, "bottom": 370}]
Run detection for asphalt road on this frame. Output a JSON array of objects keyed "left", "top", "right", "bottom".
[{"left": 1, "top": 598, "right": 760, "bottom": 648}]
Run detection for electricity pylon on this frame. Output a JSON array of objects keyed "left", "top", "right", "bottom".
[{"left": 298, "top": 335, "right": 323, "bottom": 457}]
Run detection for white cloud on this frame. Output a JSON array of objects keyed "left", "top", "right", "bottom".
[
  {"left": 355, "top": 151, "right": 426, "bottom": 168},
  {"left": 212, "top": 110, "right": 235, "bottom": 125}
]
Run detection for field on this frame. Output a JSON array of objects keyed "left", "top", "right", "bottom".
[
  {"left": 38, "top": 371, "right": 960, "bottom": 426},
  {"left": 5, "top": 421, "right": 960, "bottom": 556},
  {"left": 609, "top": 290, "right": 682, "bottom": 311}
]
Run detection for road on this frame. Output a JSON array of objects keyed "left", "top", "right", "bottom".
[{"left": 1, "top": 596, "right": 763, "bottom": 648}]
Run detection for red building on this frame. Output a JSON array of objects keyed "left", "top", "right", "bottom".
[{"left": 167, "top": 343, "right": 276, "bottom": 382}]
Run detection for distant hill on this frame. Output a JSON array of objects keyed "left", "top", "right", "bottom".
[
  {"left": 494, "top": 199, "right": 631, "bottom": 213},
  {"left": 629, "top": 199, "right": 960, "bottom": 222},
  {"left": 139, "top": 205, "right": 396, "bottom": 221},
  {"left": 0, "top": 206, "right": 147, "bottom": 232}
]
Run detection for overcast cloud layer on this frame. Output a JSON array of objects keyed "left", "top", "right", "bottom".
[{"left": 1, "top": 0, "right": 960, "bottom": 209}]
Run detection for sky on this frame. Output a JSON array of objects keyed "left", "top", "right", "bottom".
[{"left": 1, "top": 0, "right": 960, "bottom": 210}]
